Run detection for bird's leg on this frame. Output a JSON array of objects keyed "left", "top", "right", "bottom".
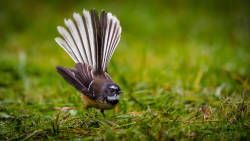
[
  {"left": 101, "top": 109, "right": 105, "bottom": 117},
  {"left": 86, "top": 106, "right": 90, "bottom": 116}
]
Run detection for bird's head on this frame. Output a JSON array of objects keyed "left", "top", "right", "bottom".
[{"left": 102, "top": 83, "right": 122, "bottom": 105}]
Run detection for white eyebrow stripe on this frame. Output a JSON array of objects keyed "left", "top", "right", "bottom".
[{"left": 109, "top": 85, "right": 118, "bottom": 89}]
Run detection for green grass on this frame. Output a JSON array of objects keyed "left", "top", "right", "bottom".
[{"left": 0, "top": 0, "right": 249, "bottom": 140}]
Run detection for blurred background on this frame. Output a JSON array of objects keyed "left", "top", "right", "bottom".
[
  {"left": 0, "top": 0, "right": 249, "bottom": 97},
  {"left": 0, "top": 0, "right": 249, "bottom": 140}
]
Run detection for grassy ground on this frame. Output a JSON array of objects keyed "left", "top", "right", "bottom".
[{"left": 0, "top": 0, "right": 249, "bottom": 140}]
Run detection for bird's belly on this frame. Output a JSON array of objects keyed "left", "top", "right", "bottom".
[{"left": 81, "top": 95, "right": 114, "bottom": 110}]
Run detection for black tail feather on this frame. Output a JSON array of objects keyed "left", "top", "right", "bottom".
[{"left": 90, "top": 9, "right": 108, "bottom": 74}]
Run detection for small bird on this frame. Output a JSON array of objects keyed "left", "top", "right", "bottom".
[{"left": 54, "top": 9, "right": 122, "bottom": 116}]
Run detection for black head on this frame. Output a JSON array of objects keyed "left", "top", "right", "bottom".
[{"left": 102, "top": 83, "right": 122, "bottom": 105}]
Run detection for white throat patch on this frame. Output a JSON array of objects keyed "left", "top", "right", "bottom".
[{"left": 107, "top": 94, "right": 120, "bottom": 101}]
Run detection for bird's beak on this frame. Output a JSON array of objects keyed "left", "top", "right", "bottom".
[{"left": 118, "top": 91, "right": 124, "bottom": 94}]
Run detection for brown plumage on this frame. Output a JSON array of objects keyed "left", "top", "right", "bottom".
[{"left": 55, "top": 9, "right": 122, "bottom": 116}]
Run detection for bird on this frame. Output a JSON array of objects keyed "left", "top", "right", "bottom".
[{"left": 54, "top": 9, "right": 122, "bottom": 116}]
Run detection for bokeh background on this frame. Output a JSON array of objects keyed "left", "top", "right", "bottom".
[{"left": 0, "top": 0, "right": 249, "bottom": 140}]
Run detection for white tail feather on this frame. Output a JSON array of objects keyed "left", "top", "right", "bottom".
[
  {"left": 102, "top": 13, "right": 121, "bottom": 71},
  {"left": 73, "top": 12, "right": 92, "bottom": 65},
  {"left": 64, "top": 19, "right": 87, "bottom": 63},
  {"left": 55, "top": 9, "right": 121, "bottom": 72},
  {"left": 57, "top": 26, "right": 82, "bottom": 62},
  {"left": 55, "top": 37, "right": 78, "bottom": 62},
  {"left": 83, "top": 10, "right": 96, "bottom": 68}
]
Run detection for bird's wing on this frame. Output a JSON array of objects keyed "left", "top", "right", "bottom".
[
  {"left": 55, "top": 9, "right": 122, "bottom": 73},
  {"left": 56, "top": 65, "right": 95, "bottom": 99},
  {"left": 74, "top": 63, "right": 93, "bottom": 88}
]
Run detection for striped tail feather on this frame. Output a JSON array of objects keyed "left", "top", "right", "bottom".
[{"left": 55, "top": 9, "right": 121, "bottom": 73}]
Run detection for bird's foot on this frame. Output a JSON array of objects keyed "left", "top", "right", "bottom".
[{"left": 100, "top": 109, "right": 105, "bottom": 117}]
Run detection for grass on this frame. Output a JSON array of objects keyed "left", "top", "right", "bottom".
[{"left": 0, "top": 0, "right": 249, "bottom": 140}]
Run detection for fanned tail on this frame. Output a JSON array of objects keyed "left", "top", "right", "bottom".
[{"left": 55, "top": 9, "right": 121, "bottom": 73}]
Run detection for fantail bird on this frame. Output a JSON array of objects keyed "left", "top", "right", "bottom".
[{"left": 54, "top": 9, "right": 122, "bottom": 116}]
